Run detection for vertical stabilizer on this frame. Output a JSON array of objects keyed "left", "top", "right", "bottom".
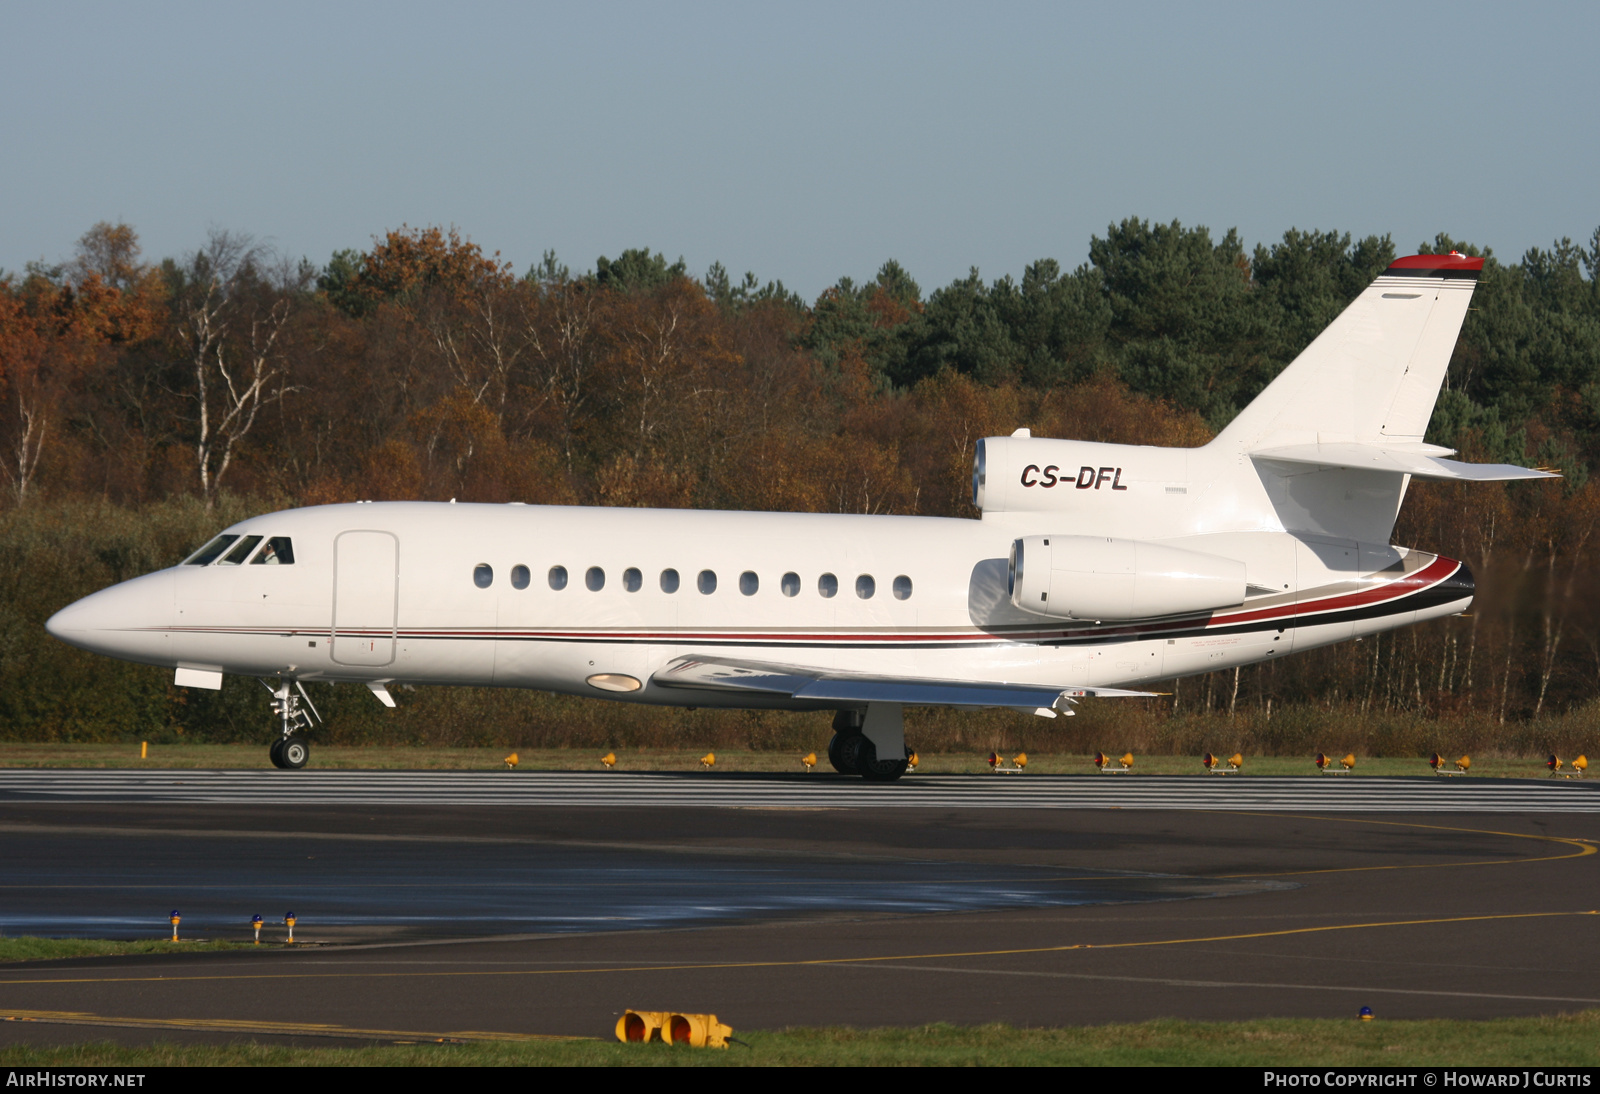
[{"left": 1213, "top": 253, "right": 1483, "bottom": 453}]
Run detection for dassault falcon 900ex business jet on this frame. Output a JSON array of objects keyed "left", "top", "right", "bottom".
[{"left": 47, "top": 252, "right": 1554, "bottom": 779}]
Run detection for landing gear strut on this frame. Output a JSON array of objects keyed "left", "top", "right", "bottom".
[
  {"left": 265, "top": 678, "right": 319, "bottom": 770},
  {"left": 827, "top": 708, "right": 911, "bottom": 782}
]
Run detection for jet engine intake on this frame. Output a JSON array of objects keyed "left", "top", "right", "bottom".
[{"left": 1008, "top": 535, "right": 1246, "bottom": 621}]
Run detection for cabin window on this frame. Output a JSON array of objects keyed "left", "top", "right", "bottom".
[
  {"left": 219, "top": 535, "right": 263, "bottom": 566},
  {"left": 586, "top": 566, "right": 606, "bottom": 592},
  {"left": 183, "top": 534, "right": 238, "bottom": 566},
  {"left": 510, "top": 564, "right": 530, "bottom": 589},
  {"left": 660, "top": 568, "right": 680, "bottom": 593},
  {"left": 698, "top": 569, "right": 717, "bottom": 594},
  {"left": 623, "top": 567, "right": 642, "bottom": 592},
  {"left": 781, "top": 572, "right": 800, "bottom": 597},
  {"left": 856, "top": 574, "right": 876, "bottom": 599},
  {"left": 474, "top": 564, "right": 494, "bottom": 588},
  {"left": 893, "top": 575, "right": 912, "bottom": 600},
  {"left": 818, "top": 573, "right": 838, "bottom": 598},
  {"left": 739, "top": 571, "right": 758, "bottom": 596},
  {"left": 548, "top": 565, "right": 568, "bottom": 590},
  {"left": 249, "top": 537, "right": 295, "bottom": 565}
]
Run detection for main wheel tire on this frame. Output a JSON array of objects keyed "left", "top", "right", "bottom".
[
  {"left": 852, "top": 737, "right": 909, "bottom": 782},
  {"left": 279, "top": 735, "right": 310, "bottom": 770},
  {"left": 268, "top": 739, "right": 287, "bottom": 769},
  {"left": 827, "top": 731, "right": 860, "bottom": 774}
]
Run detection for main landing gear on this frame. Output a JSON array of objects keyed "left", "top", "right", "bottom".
[
  {"left": 828, "top": 708, "right": 910, "bottom": 782},
  {"left": 264, "top": 678, "right": 320, "bottom": 770}
]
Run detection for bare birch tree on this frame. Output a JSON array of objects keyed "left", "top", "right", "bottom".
[{"left": 177, "top": 231, "right": 296, "bottom": 507}]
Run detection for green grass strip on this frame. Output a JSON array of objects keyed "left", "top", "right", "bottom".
[
  {"left": 3, "top": 1015, "right": 1599, "bottom": 1067},
  {"left": 0, "top": 937, "right": 259, "bottom": 963}
]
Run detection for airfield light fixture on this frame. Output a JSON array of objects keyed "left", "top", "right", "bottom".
[
  {"left": 504, "top": 752, "right": 519, "bottom": 769},
  {"left": 616, "top": 1010, "right": 669, "bottom": 1043},
  {"left": 1359, "top": 1006, "right": 1374, "bottom": 1021},
  {"left": 169, "top": 910, "right": 180, "bottom": 942},
  {"left": 665, "top": 1012, "right": 734, "bottom": 1049},
  {"left": 801, "top": 752, "right": 816, "bottom": 773},
  {"left": 285, "top": 911, "right": 297, "bottom": 944},
  {"left": 1013, "top": 752, "right": 1028, "bottom": 770},
  {"left": 700, "top": 752, "right": 716, "bottom": 769},
  {"left": 906, "top": 751, "right": 919, "bottom": 772},
  {"left": 601, "top": 752, "right": 616, "bottom": 769},
  {"left": 252, "top": 914, "right": 263, "bottom": 944}
]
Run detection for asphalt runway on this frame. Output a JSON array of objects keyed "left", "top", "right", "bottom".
[
  {"left": 3, "top": 769, "right": 1597, "bottom": 811},
  {"left": 1, "top": 771, "right": 1596, "bottom": 1047}
]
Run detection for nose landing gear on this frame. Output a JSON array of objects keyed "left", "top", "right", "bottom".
[{"left": 264, "top": 678, "right": 319, "bottom": 770}]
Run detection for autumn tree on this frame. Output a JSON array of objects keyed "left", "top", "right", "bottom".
[{"left": 169, "top": 230, "right": 303, "bottom": 506}]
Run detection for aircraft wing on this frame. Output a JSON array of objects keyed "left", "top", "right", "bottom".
[{"left": 651, "top": 655, "right": 1157, "bottom": 713}]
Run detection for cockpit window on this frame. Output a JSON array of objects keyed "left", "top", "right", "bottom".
[
  {"left": 249, "top": 537, "right": 295, "bottom": 565},
  {"left": 183, "top": 534, "right": 239, "bottom": 566},
  {"left": 218, "top": 535, "right": 263, "bottom": 566}
]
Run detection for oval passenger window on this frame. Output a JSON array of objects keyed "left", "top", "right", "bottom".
[
  {"left": 856, "top": 574, "right": 875, "bottom": 599},
  {"left": 893, "top": 575, "right": 912, "bottom": 600},
  {"left": 660, "top": 568, "right": 680, "bottom": 593},
  {"left": 698, "top": 570, "right": 717, "bottom": 594},
  {"left": 586, "top": 566, "right": 605, "bottom": 592},
  {"left": 474, "top": 564, "right": 494, "bottom": 589},
  {"left": 781, "top": 572, "right": 800, "bottom": 597},
  {"left": 818, "top": 573, "right": 838, "bottom": 598},
  {"left": 548, "top": 565, "right": 568, "bottom": 591},
  {"left": 623, "top": 567, "right": 642, "bottom": 592},
  {"left": 739, "top": 571, "right": 758, "bottom": 596},
  {"left": 511, "top": 564, "right": 530, "bottom": 590}
]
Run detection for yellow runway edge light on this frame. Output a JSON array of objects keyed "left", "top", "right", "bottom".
[
  {"left": 1202, "top": 752, "right": 1243, "bottom": 774},
  {"left": 616, "top": 1009, "right": 733, "bottom": 1049},
  {"left": 1094, "top": 750, "right": 1134, "bottom": 773},
  {"left": 1315, "top": 752, "right": 1356, "bottom": 774}
]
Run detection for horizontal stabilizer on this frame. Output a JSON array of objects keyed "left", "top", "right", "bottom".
[
  {"left": 652, "top": 656, "right": 1157, "bottom": 711},
  {"left": 1251, "top": 443, "right": 1559, "bottom": 483}
]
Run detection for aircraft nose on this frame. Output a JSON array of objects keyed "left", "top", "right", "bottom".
[{"left": 46, "top": 571, "right": 175, "bottom": 659}]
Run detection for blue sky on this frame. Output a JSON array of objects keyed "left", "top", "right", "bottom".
[{"left": 3, "top": 1, "right": 1596, "bottom": 296}]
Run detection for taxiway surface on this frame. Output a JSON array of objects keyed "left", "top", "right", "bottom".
[{"left": 1, "top": 771, "right": 1596, "bottom": 1046}]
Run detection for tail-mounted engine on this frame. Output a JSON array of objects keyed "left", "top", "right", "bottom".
[{"left": 1008, "top": 534, "right": 1245, "bottom": 621}]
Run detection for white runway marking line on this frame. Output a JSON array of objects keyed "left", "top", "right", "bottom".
[{"left": 0, "top": 772, "right": 1595, "bottom": 811}]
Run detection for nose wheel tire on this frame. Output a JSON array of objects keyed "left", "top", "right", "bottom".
[{"left": 270, "top": 736, "right": 309, "bottom": 770}]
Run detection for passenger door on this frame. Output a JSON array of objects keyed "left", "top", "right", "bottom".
[{"left": 332, "top": 531, "right": 398, "bottom": 666}]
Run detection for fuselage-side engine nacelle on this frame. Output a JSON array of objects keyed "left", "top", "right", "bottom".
[{"left": 1008, "top": 534, "right": 1246, "bottom": 621}]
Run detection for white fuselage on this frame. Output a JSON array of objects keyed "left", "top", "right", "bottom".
[{"left": 46, "top": 500, "right": 1472, "bottom": 711}]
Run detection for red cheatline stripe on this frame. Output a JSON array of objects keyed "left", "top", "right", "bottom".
[
  {"left": 1210, "top": 556, "right": 1459, "bottom": 627},
  {"left": 146, "top": 558, "right": 1464, "bottom": 646}
]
